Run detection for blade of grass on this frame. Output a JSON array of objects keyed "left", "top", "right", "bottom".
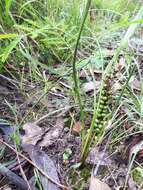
[
  {"left": 5, "top": 0, "right": 12, "bottom": 17},
  {"left": 0, "top": 33, "right": 18, "bottom": 39}
]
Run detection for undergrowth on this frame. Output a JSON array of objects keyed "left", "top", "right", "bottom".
[{"left": 1, "top": 0, "right": 143, "bottom": 189}]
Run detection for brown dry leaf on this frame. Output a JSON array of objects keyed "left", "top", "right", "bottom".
[
  {"left": 130, "top": 78, "right": 141, "bottom": 90},
  {"left": 24, "top": 145, "right": 60, "bottom": 190},
  {"left": 39, "top": 117, "right": 64, "bottom": 147},
  {"left": 128, "top": 139, "right": 143, "bottom": 161},
  {"left": 115, "top": 56, "right": 125, "bottom": 71},
  {"left": 83, "top": 81, "right": 101, "bottom": 93},
  {"left": 112, "top": 81, "right": 122, "bottom": 94},
  {"left": 21, "top": 123, "right": 43, "bottom": 146},
  {"left": 89, "top": 175, "right": 112, "bottom": 190},
  {"left": 128, "top": 177, "right": 138, "bottom": 190},
  {"left": 72, "top": 121, "right": 81, "bottom": 134},
  {"left": 86, "top": 146, "right": 113, "bottom": 166}
]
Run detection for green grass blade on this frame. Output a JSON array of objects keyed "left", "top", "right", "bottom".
[
  {"left": 0, "top": 34, "right": 18, "bottom": 39},
  {"left": 72, "top": 0, "right": 91, "bottom": 145},
  {"left": 5, "top": 0, "right": 12, "bottom": 17},
  {"left": 1, "top": 37, "right": 21, "bottom": 63}
]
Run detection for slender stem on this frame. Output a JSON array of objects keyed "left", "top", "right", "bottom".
[{"left": 72, "top": 0, "right": 91, "bottom": 142}]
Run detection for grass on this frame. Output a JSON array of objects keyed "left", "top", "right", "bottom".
[{"left": 1, "top": 0, "right": 143, "bottom": 189}]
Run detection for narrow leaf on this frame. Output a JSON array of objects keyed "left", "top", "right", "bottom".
[
  {"left": 5, "top": 0, "right": 12, "bottom": 17},
  {"left": 1, "top": 37, "right": 21, "bottom": 62},
  {"left": 0, "top": 33, "right": 18, "bottom": 39}
]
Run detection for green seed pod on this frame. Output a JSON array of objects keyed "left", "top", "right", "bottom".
[
  {"left": 102, "top": 109, "right": 108, "bottom": 114},
  {"left": 108, "top": 95, "right": 112, "bottom": 100},
  {"left": 100, "top": 100, "right": 106, "bottom": 105},
  {"left": 100, "top": 120, "right": 105, "bottom": 125},
  {"left": 101, "top": 96, "right": 108, "bottom": 101},
  {"left": 101, "top": 113, "right": 106, "bottom": 117},
  {"left": 108, "top": 90, "right": 112, "bottom": 95},
  {"left": 98, "top": 124, "right": 103, "bottom": 129},
  {"left": 94, "top": 123, "right": 98, "bottom": 128},
  {"left": 99, "top": 104, "right": 104, "bottom": 109},
  {"left": 95, "top": 128, "right": 100, "bottom": 134},
  {"left": 101, "top": 90, "right": 105, "bottom": 94},
  {"left": 95, "top": 119, "right": 100, "bottom": 123},
  {"left": 97, "top": 108, "right": 102, "bottom": 113},
  {"left": 103, "top": 105, "right": 108, "bottom": 110}
]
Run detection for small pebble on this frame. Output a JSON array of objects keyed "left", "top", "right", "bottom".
[{"left": 64, "top": 127, "right": 69, "bottom": 133}]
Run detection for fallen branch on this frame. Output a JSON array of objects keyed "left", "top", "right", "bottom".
[{"left": 0, "top": 162, "right": 29, "bottom": 190}]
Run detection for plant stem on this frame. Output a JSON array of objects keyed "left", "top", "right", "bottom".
[
  {"left": 80, "top": 5, "right": 143, "bottom": 162},
  {"left": 72, "top": 0, "right": 92, "bottom": 144}
]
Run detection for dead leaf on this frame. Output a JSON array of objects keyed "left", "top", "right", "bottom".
[
  {"left": 2, "top": 185, "right": 12, "bottom": 190},
  {"left": 39, "top": 117, "right": 64, "bottom": 147},
  {"left": 0, "top": 85, "right": 10, "bottom": 96},
  {"left": 83, "top": 81, "right": 100, "bottom": 93},
  {"left": 130, "top": 78, "right": 141, "bottom": 90},
  {"left": 115, "top": 56, "right": 125, "bottom": 71},
  {"left": 89, "top": 175, "right": 112, "bottom": 190},
  {"left": 129, "top": 139, "right": 143, "bottom": 162},
  {"left": 86, "top": 146, "right": 113, "bottom": 166},
  {"left": 24, "top": 145, "right": 60, "bottom": 190},
  {"left": 112, "top": 81, "right": 122, "bottom": 94},
  {"left": 72, "top": 121, "right": 81, "bottom": 134},
  {"left": 21, "top": 123, "right": 43, "bottom": 146},
  {"left": 128, "top": 177, "right": 138, "bottom": 190},
  {"left": 0, "top": 124, "right": 14, "bottom": 138}
]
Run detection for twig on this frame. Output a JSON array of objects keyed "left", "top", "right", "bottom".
[
  {"left": 0, "top": 162, "right": 29, "bottom": 190},
  {"left": 0, "top": 139, "right": 68, "bottom": 190},
  {"left": 8, "top": 158, "right": 27, "bottom": 171},
  {"left": 14, "top": 142, "right": 32, "bottom": 190},
  {"left": 34, "top": 106, "right": 73, "bottom": 124}
]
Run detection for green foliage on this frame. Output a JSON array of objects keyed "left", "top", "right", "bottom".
[
  {"left": 0, "top": 0, "right": 139, "bottom": 75},
  {"left": 63, "top": 148, "right": 72, "bottom": 161},
  {"left": 132, "top": 167, "right": 143, "bottom": 185},
  {"left": 1, "top": 37, "right": 21, "bottom": 63},
  {"left": 0, "top": 0, "right": 142, "bottom": 163}
]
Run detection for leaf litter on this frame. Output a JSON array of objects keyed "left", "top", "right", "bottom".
[
  {"left": 1, "top": 35, "right": 143, "bottom": 190},
  {"left": 0, "top": 67, "right": 141, "bottom": 190},
  {"left": 89, "top": 174, "right": 112, "bottom": 190},
  {"left": 23, "top": 145, "right": 61, "bottom": 190}
]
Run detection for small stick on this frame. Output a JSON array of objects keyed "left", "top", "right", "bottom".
[
  {"left": 14, "top": 142, "right": 32, "bottom": 190},
  {"left": 8, "top": 158, "right": 27, "bottom": 171}
]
